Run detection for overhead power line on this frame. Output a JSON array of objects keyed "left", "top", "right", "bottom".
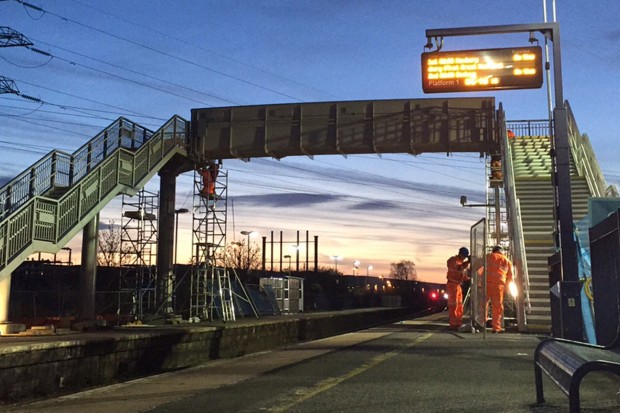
[
  {"left": 1, "top": 26, "right": 238, "bottom": 107},
  {"left": 27, "top": 38, "right": 239, "bottom": 106},
  {"left": 25, "top": 45, "right": 224, "bottom": 107},
  {"left": 0, "top": 27, "right": 175, "bottom": 120},
  {"left": 0, "top": 75, "right": 171, "bottom": 125},
  {"left": 11, "top": 77, "right": 163, "bottom": 119},
  {"left": 0, "top": 95, "right": 165, "bottom": 122},
  {"left": 68, "top": 0, "right": 341, "bottom": 100},
  {"left": 15, "top": 0, "right": 306, "bottom": 102}
]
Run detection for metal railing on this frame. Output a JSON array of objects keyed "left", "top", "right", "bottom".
[
  {"left": 506, "top": 119, "right": 551, "bottom": 137},
  {"left": 0, "top": 115, "right": 188, "bottom": 277},
  {"left": 0, "top": 119, "right": 151, "bottom": 222},
  {"left": 501, "top": 107, "right": 532, "bottom": 329},
  {"left": 565, "top": 101, "right": 619, "bottom": 198}
]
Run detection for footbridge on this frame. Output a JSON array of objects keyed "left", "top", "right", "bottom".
[{"left": 0, "top": 96, "right": 615, "bottom": 336}]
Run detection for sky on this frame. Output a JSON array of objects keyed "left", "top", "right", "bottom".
[{"left": 1, "top": 0, "right": 619, "bottom": 283}]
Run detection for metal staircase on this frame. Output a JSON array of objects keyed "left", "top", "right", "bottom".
[
  {"left": 0, "top": 116, "right": 188, "bottom": 283},
  {"left": 509, "top": 134, "right": 591, "bottom": 332}
]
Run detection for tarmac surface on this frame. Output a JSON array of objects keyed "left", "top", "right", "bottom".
[{"left": 3, "top": 311, "right": 620, "bottom": 412}]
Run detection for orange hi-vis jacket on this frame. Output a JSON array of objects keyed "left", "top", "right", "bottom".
[
  {"left": 447, "top": 256, "right": 470, "bottom": 284},
  {"left": 485, "top": 251, "right": 513, "bottom": 285}
]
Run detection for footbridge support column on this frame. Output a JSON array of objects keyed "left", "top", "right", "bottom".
[
  {"left": 157, "top": 170, "right": 177, "bottom": 316},
  {"left": 0, "top": 275, "right": 11, "bottom": 324},
  {"left": 80, "top": 214, "right": 99, "bottom": 320}
]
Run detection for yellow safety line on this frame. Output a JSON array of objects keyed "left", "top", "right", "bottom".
[{"left": 267, "top": 332, "right": 434, "bottom": 412}]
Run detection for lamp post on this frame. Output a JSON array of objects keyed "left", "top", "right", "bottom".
[
  {"left": 353, "top": 260, "right": 360, "bottom": 276},
  {"left": 241, "top": 230, "right": 255, "bottom": 269},
  {"left": 367, "top": 265, "right": 373, "bottom": 276},
  {"left": 291, "top": 244, "right": 301, "bottom": 272},
  {"left": 331, "top": 255, "right": 342, "bottom": 273},
  {"left": 284, "top": 254, "right": 291, "bottom": 273}
]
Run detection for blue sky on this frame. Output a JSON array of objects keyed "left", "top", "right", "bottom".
[{"left": 1, "top": 0, "right": 619, "bottom": 283}]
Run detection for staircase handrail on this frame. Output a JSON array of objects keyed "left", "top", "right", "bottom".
[
  {"left": 565, "top": 101, "right": 618, "bottom": 197},
  {"left": 512, "top": 199, "right": 531, "bottom": 314},
  {"left": 0, "top": 117, "right": 153, "bottom": 223},
  {"left": 501, "top": 108, "right": 532, "bottom": 324}
]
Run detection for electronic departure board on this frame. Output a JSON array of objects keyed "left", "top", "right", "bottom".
[{"left": 421, "top": 46, "right": 543, "bottom": 93}]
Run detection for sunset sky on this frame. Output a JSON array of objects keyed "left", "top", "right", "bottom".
[{"left": 2, "top": 1, "right": 619, "bottom": 283}]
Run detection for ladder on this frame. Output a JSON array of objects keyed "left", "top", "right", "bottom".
[{"left": 216, "top": 267, "right": 236, "bottom": 321}]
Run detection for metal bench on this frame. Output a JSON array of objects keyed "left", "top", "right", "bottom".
[{"left": 534, "top": 337, "right": 620, "bottom": 412}]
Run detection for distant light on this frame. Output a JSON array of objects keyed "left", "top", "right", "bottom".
[
  {"left": 430, "top": 291, "right": 438, "bottom": 300},
  {"left": 443, "top": 292, "right": 449, "bottom": 300}
]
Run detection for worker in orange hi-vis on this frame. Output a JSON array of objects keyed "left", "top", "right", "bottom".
[
  {"left": 446, "top": 247, "right": 471, "bottom": 330},
  {"left": 198, "top": 161, "right": 220, "bottom": 199},
  {"left": 483, "top": 245, "right": 514, "bottom": 333}
]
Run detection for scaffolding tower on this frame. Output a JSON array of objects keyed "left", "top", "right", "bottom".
[
  {"left": 189, "top": 163, "right": 258, "bottom": 321},
  {"left": 119, "top": 189, "right": 159, "bottom": 320}
]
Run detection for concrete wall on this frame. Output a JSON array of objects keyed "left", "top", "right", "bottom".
[{"left": 0, "top": 308, "right": 411, "bottom": 404}]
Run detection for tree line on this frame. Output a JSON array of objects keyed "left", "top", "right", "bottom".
[{"left": 97, "top": 220, "right": 417, "bottom": 280}]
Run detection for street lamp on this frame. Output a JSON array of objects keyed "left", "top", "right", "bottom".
[
  {"left": 331, "top": 255, "right": 342, "bottom": 272},
  {"left": 241, "top": 230, "right": 255, "bottom": 268},
  {"left": 291, "top": 244, "right": 301, "bottom": 272},
  {"left": 459, "top": 195, "right": 493, "bottom": 208},
  {"left": 367, "top": 265, "right": 373, "bottom": 276},
  {"left": 353, "top": 260, "right": 360, "bottom": 276}
]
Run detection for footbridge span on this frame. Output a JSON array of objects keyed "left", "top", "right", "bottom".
[{"left": 189, "top": 97, "right": 498, "bottom": 161}]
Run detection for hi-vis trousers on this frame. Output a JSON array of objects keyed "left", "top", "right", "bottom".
[{"left": 447, "top": 282, "right": 464, "bottom": 328}]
